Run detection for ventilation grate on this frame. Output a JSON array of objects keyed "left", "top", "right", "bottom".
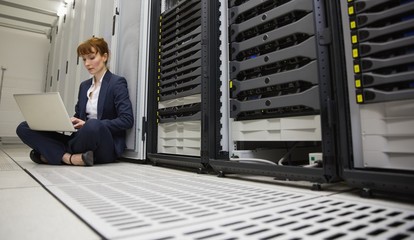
[
  {"left": 136, "top": 197, "right": 414, "bottom": 240},
  {"left": 28, "top": 164, "right": 315, "bottom": 239},
  {"left": 27, "top": 164, "right": 413, "bottom": 239}
]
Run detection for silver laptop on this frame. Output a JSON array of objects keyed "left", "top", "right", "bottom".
[{"left": 14, "top": 92, "right": 76, "bottom": 132}]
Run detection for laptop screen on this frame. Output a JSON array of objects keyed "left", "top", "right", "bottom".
[{"left": 14, "top": 92, "right": 76, "bottom": 132}]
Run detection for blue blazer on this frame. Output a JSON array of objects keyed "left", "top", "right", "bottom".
[{"left": 74, "top": 71, "right": 134, "bottom": 157}]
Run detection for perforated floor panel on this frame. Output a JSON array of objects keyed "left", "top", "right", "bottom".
[
  {"left": 27, "top": 163, "right": 414, "bottom": 240},
  {"left": 136, "top": 197, "right": 414, "bottom": 240}
]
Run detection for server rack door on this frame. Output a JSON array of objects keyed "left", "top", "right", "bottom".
[
  {"left": 146, "top": 0, "right": 221, "bottom": 171},
  {"left": 115, "top": 0, "right": 151, "bottom": 160},
  {"left": 210, "top": 0, "right": 340, "bottom": 185},
  {"left": 338, "top": 0, "right": 414, "bottom": 195}
]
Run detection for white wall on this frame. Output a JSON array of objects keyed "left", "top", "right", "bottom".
[{"left": 0, "top": 27, "right": 50, "bottom": 137}]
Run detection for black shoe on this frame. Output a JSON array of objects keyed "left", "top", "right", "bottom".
[
  {"left": 81, "top": 151, "right": 94, "bottom": 166},
  {"left": 30, "top": 150, "right": 45, "bottom": 164}
]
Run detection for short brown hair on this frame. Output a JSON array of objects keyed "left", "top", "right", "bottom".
[{"left": 77, "top": 37, "right": 109, "bottom": 63}]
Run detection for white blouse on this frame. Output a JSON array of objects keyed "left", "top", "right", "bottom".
[{"left": 86, "top": 72, "right": 105, "bottom": 119}]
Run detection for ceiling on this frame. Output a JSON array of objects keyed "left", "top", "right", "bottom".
[{"left": 0, "top": 0, "right": 63, "bottom": 38}]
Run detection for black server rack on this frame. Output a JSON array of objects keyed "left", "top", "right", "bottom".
[
  {"left": 335, "top": 0, "right": 414, "bottom": 195},
  {"left": 146, "top": 0, "right": 222, "bottom": 172},
  {"left": 210, "top": 0, "right": 341, "bottom": 187}
]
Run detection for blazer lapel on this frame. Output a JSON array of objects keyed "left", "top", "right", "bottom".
[
  {"left": 80, "top": 79, "right": 93, "bottom": 120},
  {"left": 97, "top": 71, "right": 111, "bottom": 119}
]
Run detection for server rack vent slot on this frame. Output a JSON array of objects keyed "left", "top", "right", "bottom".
[{"left": 158, "top": 121, "right": 201, "bottom": 156}]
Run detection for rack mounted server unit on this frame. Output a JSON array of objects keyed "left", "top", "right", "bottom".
[
  {"left": 336, "top": 0, "right": 414, "bottom": 195},
  {"left": 146, "top": 0, "right": 221, "bottom": 171},
  {"left": 210, "top": 0, "right": 340, "bottom": 186}
]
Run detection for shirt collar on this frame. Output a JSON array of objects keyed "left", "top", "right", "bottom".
[{"left": 92, "top": 70, "right": 106, "bottom": 86}]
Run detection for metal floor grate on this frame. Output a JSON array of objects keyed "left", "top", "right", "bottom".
[
  {"left": 137, "top": 197, "right": 414, "bottom": 240},
  {"left": 28, "top": 163, "right": 317, "bottom": 239},
  {"left": 27, "top": 164, "right": 414, "bottom": 240}
]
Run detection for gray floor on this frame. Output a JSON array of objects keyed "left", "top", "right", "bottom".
[{"left": 1, "top": 143, "right": 413, "bottom": 240}]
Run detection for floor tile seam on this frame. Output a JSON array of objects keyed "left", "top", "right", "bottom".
[
  {"left": 315, "top": 187, "right": 358, "bottom": 197},
  {"left": 0, "top": 185, "right": 45, "bottom": 191}
]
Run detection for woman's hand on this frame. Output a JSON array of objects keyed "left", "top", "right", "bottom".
[{"left": 71, "top": 117, "right": 85, "bottom": 129}]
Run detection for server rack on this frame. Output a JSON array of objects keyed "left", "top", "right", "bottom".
[
  {"left": 336, "top": 0, "right": 414, "bottom": 195},
  {"left": 146, "top": 0, "right": 222, "bottom": 171},
  {"left": 209, "top": 0, "right": 341, "bottom": 186}
]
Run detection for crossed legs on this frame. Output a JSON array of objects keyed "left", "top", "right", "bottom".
[{"left": 16, "top": 119, "right": 117, "bottom": 166}]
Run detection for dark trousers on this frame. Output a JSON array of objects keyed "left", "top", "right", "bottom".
[{"left": 16, "top": 119, "right": 116, "bottom": 165}]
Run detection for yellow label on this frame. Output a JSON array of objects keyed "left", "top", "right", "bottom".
[
  {"left": 352, "top": 35, "right": 358, "bottom": 44},
  {"left": 353, "top": 48, "right": 359, "bottom": 58},
  {"left": 357, "top": 94, "right": 363, "bottom": 103},
  {"left": 354, "top": 64, "right": 360, "bottom": 73},
  {"left": 350, "top": 21, "right": 356, "bottom": 29},
  {"left": 229, "top": 80, "right": 233, "bottom": 89},
  {"left": 348, "top": 6, "right": 354, "bottom": 15},
  {"left": 355, "top": 79, "right": 361, "bottom": 88}
]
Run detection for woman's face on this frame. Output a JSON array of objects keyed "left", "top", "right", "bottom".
[{"left": 81, "top": 48, "right": 108, "bottom": 77}]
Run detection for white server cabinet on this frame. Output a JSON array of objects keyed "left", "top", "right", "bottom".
[
  {"left": 46, "top": 0, "right": 98, "bottom": 103},
  {"left": 60, "top": 1, "right": 80, "bottom": 114},
  {"left": 115, "top": 0, "right": 151, "bottom": 160},
  {"left": 336, "top": 0, "right": 414, "bottom": 195}
]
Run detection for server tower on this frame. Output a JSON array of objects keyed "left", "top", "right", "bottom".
[
  {"left": 336, "top": 0, "right": 414, "bottom": 195},
  {"left": 210, "top": 0, "right": 340, "bottom": 186},
  {"left": 146, "top": 0, "right": 221, "bottom": 171}
]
